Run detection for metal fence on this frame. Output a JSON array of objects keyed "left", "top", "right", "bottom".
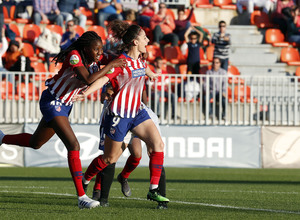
[{"left": 1, "top": 71, "right": 300, "bottom": 126}]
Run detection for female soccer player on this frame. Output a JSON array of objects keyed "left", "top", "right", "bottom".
[
  {"left": 90, "top": 85, "right": 168, "bottom": 209},
  {"left": 0, "top": 31, "right": 126, "bottom": 209},
  {"left": 73, "top": 22, "right": 169, "bottom": 205}
]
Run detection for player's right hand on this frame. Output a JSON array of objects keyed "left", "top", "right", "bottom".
[{"left": 72, "top": 94, "right": 86, "bottom": 102}]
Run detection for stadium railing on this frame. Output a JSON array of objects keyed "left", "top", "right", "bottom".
[{"left": 1, "top": 71, "right": 300, "bottom": 126}]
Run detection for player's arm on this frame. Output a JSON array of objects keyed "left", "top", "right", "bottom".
[
  {"left": 74, "top": 58, "right": 126, "bottom": 85},
  {"left": 145, "top": 66, "right": 159, "bottom": 81}
]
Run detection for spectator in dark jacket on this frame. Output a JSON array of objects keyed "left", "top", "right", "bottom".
[{"left": 60, "top": 20, "right": 79, "bottom": 50}]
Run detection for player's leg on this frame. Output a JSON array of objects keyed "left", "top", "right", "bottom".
[
  {"left": 117, "top": 137, "right": 142, "bottom": 197},
  {"left": 49, "top": 116, "right": 99, "bottom": 209},
  {"left": 131, "top": 118, "right": 169, "bottom": 203},
  {"left": 0, "top": 117, "right": 55, "bottom": 148}
]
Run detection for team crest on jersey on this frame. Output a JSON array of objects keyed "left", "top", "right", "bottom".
[
  {"left": 70, "top": 55, "right": 80, "bottom": 65},
  {"left": 110, "top": 128, "right": 116, "bottom": 135},
  {"left": 132, "top": 68, "right": 145, "bottom": 78}
]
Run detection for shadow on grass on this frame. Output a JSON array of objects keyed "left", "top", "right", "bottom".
[{"left": 1, "top": 176, "right": 300, "bottom": 185}]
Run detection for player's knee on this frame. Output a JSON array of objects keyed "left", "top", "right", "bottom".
[
  {"left": 156, "top": 139, "right": 164, "bottom": 152},
  {"left": 103, "top": 156, "right": 118, "bottom": 165}
]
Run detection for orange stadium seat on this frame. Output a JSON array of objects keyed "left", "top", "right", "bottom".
[
  {"left": 214, "top": 0, "right": 237, "bottom": 10},
  {"left": 31, "top": 62, "right": 47, "bottom": 81},
  {"left": 22, "top": 42, "right": 39, "bottom": 62},
  {"left": 227, "top": 65, "right": 244, "bottom": 84},
  {"left": 79, "top": 7, "right": 94, "bottom": 25},
  {"left": 295, "top": 67, "right": 300, "bottom": 82},
  {"left": 200, "top": 47, "right": 209, "bottom": 64},
  {"left": 49, "top": 62, "right": 62, "bottom": 73},
  {"left": 206, "top": 45, "right": 214, "bottom": 62},
  {"left": 0, "top": 81, "right": 17, "bottom": 100},
  {"left": 179, "top": 64, "right": 187, "bottom": 80},
  {"left": 46, "top": 24, "right": 63, "bottom": 36},
  {"left": 164, "top": 46, "right": 186, "bottom": 64},
  {"left": 280, "top": 47, "right": 300, "bottom": 66},
  {"left": 146, "top": 45, "right": 163, "bottom": 63},
  {"left": 200, "top": 65, "right": 210, "bottom": 75},
  {"left": 195, "top": 0, "right": 213, "bottom": 8},
  {"left": 265, "top": 29, "right": 289, "bottom": 47},
  {"left": 3, "top": 5, "right": 15, "bottom": 23},
  {"left": 250, "top": 11, "right": 274, "bottom": 28},
  {"left": 74, "top": 25, "right": 85, "bottom": 36},
  {"left": 234, "top": 85, "right": 257, "bottom": 103},
  {"left": 23, "top": 24, "right": 41, "bottom": 43},
  {"left": 87, "top": 25, "right": 107, "bottom": 42},
  {"left": 17, "top": 82, "right": 39, "bottom": 101}
]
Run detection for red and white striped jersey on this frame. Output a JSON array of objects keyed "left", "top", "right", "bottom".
[
  {"left": 45, "top": 50, "right": 110, "bottom": 106},
  {"left": 106, "top": 52, "right": 147, "bottom": 118}
]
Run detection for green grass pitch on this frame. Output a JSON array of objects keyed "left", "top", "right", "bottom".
[{"left": 1, "top": 167, "right": 300, "bottom": 219}]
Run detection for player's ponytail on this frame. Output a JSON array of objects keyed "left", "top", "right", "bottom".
[
  {"left": 52, "top": 31, "right": 102, "bottom": 66},
  {"left": 108, "top": 20, "right": 142, "bottom": 52}
]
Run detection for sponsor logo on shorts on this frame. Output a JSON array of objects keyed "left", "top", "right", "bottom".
[
  {"left": 55, "top": 106, "right": 61, "bottom": 112},
  {"left": 70, "top": 55, "right": 80, "bottom": 65},
  {"left": 132, "top": 68, "right": 145, "bottom": 78}
]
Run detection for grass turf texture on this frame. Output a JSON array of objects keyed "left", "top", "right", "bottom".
[{"left": 1, "top": 167, "right": 300, "bottom": 219}]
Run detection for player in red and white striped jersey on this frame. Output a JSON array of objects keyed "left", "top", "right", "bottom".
[
  {"left": 0, "top": 31, "right": 126, "bottom": 209},
  {"left": 74, "top": 21, "right": 169, "bottom": 206}
]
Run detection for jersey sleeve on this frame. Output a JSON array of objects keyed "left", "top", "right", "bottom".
[
  {"left": 68, "top": 50, "right": 84, "bottom": 70},
  {"left": 105, "top": 66, "right": 123, "bottom": 81}
]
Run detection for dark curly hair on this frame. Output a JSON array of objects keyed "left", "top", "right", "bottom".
[{"left": 52, "top": 31, "right": 102, "bottom": 66}]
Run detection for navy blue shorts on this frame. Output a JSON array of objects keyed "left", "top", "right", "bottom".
[
  {"left": 39, "top": 89, "right": 73, "bottom": 123},
  {"left": 103, "top": 109, "right": 150, "bottom": 142}
]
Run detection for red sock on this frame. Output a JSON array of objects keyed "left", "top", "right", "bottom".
[
  {"left": 149, "top": 152, "right": 164, "bottom": 185},
  {"left": 3, "top": 133, "right": 32, "bottom": 147},
  {"left": 84, "top": 155, "right": 108, "bottom": 181},
  {"left": 94, "top": 173, "right": 101, "bottom": 191},
  {"left": 121, "top": 155, "right": 141, "bottom": 179},
  {"left": 68, "top": 151, "right": 85, "bottom": 197}
]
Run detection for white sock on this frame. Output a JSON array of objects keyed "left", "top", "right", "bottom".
[
  {"left": 149, "top": 184, "right": 159, "bottom": 190},
  {"left": 82, "top": 176, "right": 90, "bottom": 185}
]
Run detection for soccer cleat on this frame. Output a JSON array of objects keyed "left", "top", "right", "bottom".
[
  {"left": 82, "top": 179, "right": 89, "bottom": 193},
  {"left": 92, "top": 189, "right": 101, "bottom": 201},
  {"left": 147, "top": 188, "right": 169, "bottom": 203},
  {"left": 100, "top": 198, "right": 109, "bottom": 207},
  {"left": 0, "top": 130, "right": 5, "bottom": 145},
  {"left": 78, "top": 194, "right": 100, "bottom": 209},
  {"left": 117, "top": 173, "right": 131, "bottom": 197},
  {"left": 157, "top": 201, "right": 168, "bottom": 209}
]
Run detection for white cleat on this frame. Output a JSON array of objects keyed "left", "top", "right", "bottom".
[
  {"left": 78, "top": 194, "right": 100, "bottom": 209},
  {"left": 0, "top": 130, "right": 5, "bottom": 145}
]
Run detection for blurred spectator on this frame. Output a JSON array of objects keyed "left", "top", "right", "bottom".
[
  {"left": 183, "top": 26, "right": 203, "bottom": 75},
  {"left": 150, "top": 3, "right": 178, "bottom": 47},
  {"left": 3, "top": 39, "right": 33, "bottom": 73},
  {"left": 282, "top": 7, "right": 300, "bottom": 45},
  {"left": 58, "top": 0, "right": 87, "bottom": 28},
  {"left": 96, "top": 0, "right": 123, "bottom": 28},
  {"left": 0, "top": 3, "right": 4, "bottom": 43},
  {"left": 60, "top": 20, "right": 79, "bottom": 50},
  {"left": 211, "top": 20, "right": 231, "bottom": 71},
  {"left": 137, "top": 0, "right": 158, "bottom": 28},
  {"left": 295, "top": 0, "right": 300, "bottom": 6},
  {"left": 0, "top": 27, "right": 9, "bottom": 78},
  {"left": 33, "top": 0, "right": 64, "bottom": 27},
  {"left": 272, "top": 0, "right": 295, "bottom": 34},
  {"left": 174, "top": 5, "right": 194, "bottom": 41},
  {"left": 204, "top": 57, "right": 227, "bottom": 120},
  {"left": 237, "top": 0, "right": 272, "bottom": 14},
  {"left": 151, "top": 56, "right": 175, "bottom": 119}
]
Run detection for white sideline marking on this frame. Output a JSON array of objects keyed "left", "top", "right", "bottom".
[{"left": 0, "top": 190, "right": 300, "bottom": 215}]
